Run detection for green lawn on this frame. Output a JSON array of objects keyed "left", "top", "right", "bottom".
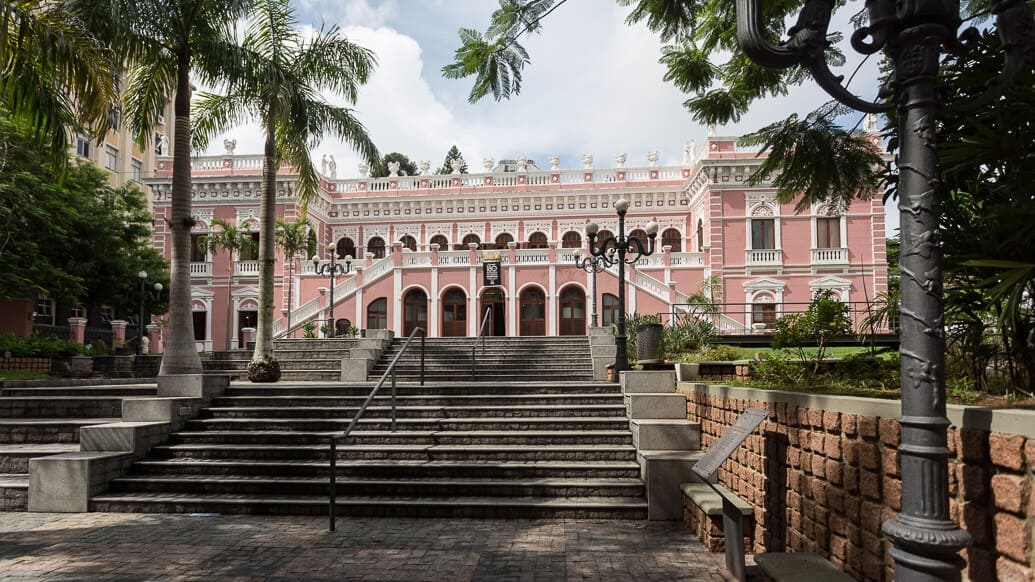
[
  {"left": 0, "top": 370, "right": 52, "bottom": 381},
  {"left": 728, "top": 346, "right": 896, "bottom": 360}
]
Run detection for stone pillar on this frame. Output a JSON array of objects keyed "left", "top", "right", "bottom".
[
  {"left": 68, "top": 317, "right": 87, "bottom": 345},
  {"left": 146, "top": 324, "right": 163, "bottom": 353},
  {"left": 392, "top": 241, "right": 404, "bottom": 266},
  {"left": 507, "top": 240, "right": 517, "bottom": 263},
  {"left": 110, "top": 320, "right": 128, "bottom": 349},
  {"left": 548, "top": 240, "right": 558, "bottom": 264},
  {"left": 467, "top": 242, "right": 479, "bottom": 264},
  {"left": 430, "top": 243, "right": 440, "bottom": 266}
]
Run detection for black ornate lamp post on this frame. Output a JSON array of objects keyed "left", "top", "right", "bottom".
[
  {"left": 572, "top": 248, "right": 607, "bottom": 327},
  {"left": 136, "top": 270, "right": 163, "bottom": 355},
  {"left": 311, "top": 244, "right": 353, "bottom": 338},
  {"left": 585, "top": 199, "right": 658, "bottom": 372},
  {"left": 735, "top": 1, "right": 1035, "bottom": 579}
]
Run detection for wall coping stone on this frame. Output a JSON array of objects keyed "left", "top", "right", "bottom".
[
  {"left": 678, "top": 382, "right": 1035, "bottom": 438},
  {"left": 680, "top": 482, "right": 753, "bottom": 516}
]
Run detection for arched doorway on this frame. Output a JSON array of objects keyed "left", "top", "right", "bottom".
[
  {"left": 561, "top": 231, "right": 582, "bottom": 248},
  {"left": 367, "top": 298, "right": 387, "bottom": 330},
  {"left": 661, "top": 228, "right": 682, "bottom": 252},
  {"left": 479, "top": 288, "right": 506, "bottom": 336},
  {"left": 402, "top": 289, "right": 428, "bottom": 337},
  {"left": 494, "top": 232, "right": 514, "bottom": 250},
  {"left": 336, "top": 237, "right": 356, "bottom": 260},
  {"left": 367, "top": 236, "right": 386, "bottom": 259},
  {"left": 460, "top": 233, "right": 482, "bottom": 251},
  {"left": 441, "top": 289, "right": 467, "bottom": 337},
  {"left": 526, "top": 232, "right": 548, "bottom": 249},
  {"left": 429, "top": 234, "right": 448, "bottom": 250},
  {"left": 602, "top": 293, "right": 620, "bottom": 327},
  {"left": 519, "top": 287, "right": 546, "bottom": 336},
  {"left": 558, "top": 286, "right": 587, "bottom": 335},
  {"left": 399, "top": 235, "right": 417, "bottom": 252}
]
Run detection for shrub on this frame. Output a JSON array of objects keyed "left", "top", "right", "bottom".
[
  {"left": 0, "top": 333, "right": 85, "bottom": 357},
  {"left": 750, "top": 351, "right": 809, "bottom": 386},
  {"left": 301, "top": 321, "right": 317, "bottom": 339},
  {"left": 662, "top": 318, "right": 716, "bottom": 359},
  {"left": 698, "top": 344, "right": 742, "bottom": 361},
  {"left": 771, "top": 290, "right": 852, "bottom": 373}
]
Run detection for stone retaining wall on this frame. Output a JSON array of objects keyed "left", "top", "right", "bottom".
[
  {"left": 678, "top": 382, "right": 1034, "bottom": 582},
  {"left": 0, "top": 357, "right": 51, "bottom": 374}
]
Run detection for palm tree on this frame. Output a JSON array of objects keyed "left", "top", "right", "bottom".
[
  {"left": 204, "top": 218, "right": 256, "bottom": 351},
  {"left": 0, "top": 0, "right": 118, "bottom": 169},
  {"left": 274, "top": 217, "right": 310, "bottom": 336},
  {"left": 67, "top": 0, "right": 255, "bottom": 375},
  {"left": 193, "top": 0, "right": 379, "bottom": 382}
]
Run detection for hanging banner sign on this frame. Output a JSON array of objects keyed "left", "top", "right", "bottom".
[{"left": 482, "top": 251, "right": 502, "bottom": 286}]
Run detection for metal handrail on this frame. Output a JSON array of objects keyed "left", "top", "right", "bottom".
[
  {"left": 328, "top": 326, "right": 425, "bottom": 531},
  {"left": 471, "top": 307, "right": 492, "bottom": 378}
]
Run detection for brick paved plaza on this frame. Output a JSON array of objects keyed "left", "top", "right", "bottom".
[{"left": 0, "top": 513, "right": 731, "bottom": 581}]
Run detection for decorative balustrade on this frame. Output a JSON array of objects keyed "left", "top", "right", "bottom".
[
  {"left": 745, "top": 249, "right": 782, "bottom": 267},
  {"left": 234, "top": 260, "right": 260, "bottom": 276},
  {"left": 190, "top": 262, "right": 212, "bottom": 277},
  {"left": 513, "top": 249, "right": 549, "bottom": 264},
  {"left": 811, "top": 247, "right": 849, "bottom": 265},
  {"left": 669, "top": 252, "right": 704, "bottom": 266},
  {"left": 364, "top": 255, "right": 395, "bottom": 281},
  {"left": 403, "top": 252, "right": 431, "bottom": 266},
  {"left": 438, "top": 251, "right": 471, "bottom": 266}
]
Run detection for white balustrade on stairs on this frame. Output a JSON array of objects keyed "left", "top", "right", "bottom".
[{"left": 403, "top": 252, "right": 431, "bottom": 266}]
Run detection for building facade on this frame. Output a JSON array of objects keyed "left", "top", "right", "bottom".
[{"left": 147, "top": 135, "right": 887, "bottom": 351}]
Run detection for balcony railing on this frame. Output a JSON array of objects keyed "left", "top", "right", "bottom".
[
  {"left": 235, "top": 260, "right": 260, "bottom": 276},
  {"left": 811, "top": 247, "right": 849, "bottom": 265},
  {"left": 190, "top": 262, "right": 211, "bottom": 277},
  {"left": 746, "top": 249, "right": 782, "bottom": 267}
]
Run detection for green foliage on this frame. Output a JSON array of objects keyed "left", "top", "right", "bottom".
[
  {"left": 436, "top": 145, "right": 468, "bottom": 174},
  {"left": 698, "top": 344, "right": 742, "bottom": 362},
  {"left": 739, "top": 103, "right": 886, "bottom": 213},
  {"left": 0, "top": 110, "right": 169, "bottom": 312},
  {"left": 662, "top": 318, "right": 716, "bottom": 359},
  {"left": 0, "top": 333, "right": 85, "bottom": 357},
  {"left": 749, "top": 350, "right": 900, "bottom": 397},
  {"left": 301, "top": 321, "right": 317, "bottom": 339},
  {"left": 771, "top": 290, "right": 852, "bottom": 373},
  {"left": 371, "top": 152, "right": 419, "bottom": 178}
]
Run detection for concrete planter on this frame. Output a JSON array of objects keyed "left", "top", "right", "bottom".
[
  {"left": 635, "top": 323, "right": 664, "bottom": 363},
  {"left": 51, "top": 356, "right": 93, "bottom": 378},
  {"left": 92, "top": 355, "right": 134, "bottom": 378},
  {"left": 674, "top": 362, "right": 700, "bottom": 382}
]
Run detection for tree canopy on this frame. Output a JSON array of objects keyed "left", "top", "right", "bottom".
[
  {"left": 0, "top": 109, "right": 167, "bottom": 314},
  {"left": 371, "top": 151, "right": 419, "bottom": 177},
  {"left": 436, "top": 144, "right": 468, "bottom": 174}
]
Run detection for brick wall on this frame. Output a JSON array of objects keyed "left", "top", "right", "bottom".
[
  {"left": 0, "top": 357, "right": 51, "bottom": 374},
  {"left": 680, "top": 383, "right": 1034, "bottom": 582}
]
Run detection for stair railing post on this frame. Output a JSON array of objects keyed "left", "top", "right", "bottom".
[
  {"left": 420, "top": 329, "right": 425, "bottom": 386},
  {"left": 328, "top": 437, "right": 337, "bottom": 532},
  {"left": 391, "top": 367, "right": 397, "bottom": 433}
]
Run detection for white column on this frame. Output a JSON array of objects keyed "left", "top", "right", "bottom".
[
  {"left": 627, "top": 278, "right": 637, "bottom": 315},
  {"left": 355, "top": 285, "right": 364, "bottom": 330},
  {"left": 507, "top": 265, "right": 517, "bottom": 336},
  {"left": 230, "top": 296, "right": 240, "bottom": 349},
  {"left": 204, "top": 300, "right": 213, "bottom": 352},
  {"left": 468, "top": 266, "right": 477, "bottom": 336},
  {"left": 391, "top": 268, "right": 402, "bottom": 334},
  {"left": 548, "top": 264, "right": 557, "bottom": 336},
  {"left": 429, "top": 267, "right": 439, "bottom": 337}
]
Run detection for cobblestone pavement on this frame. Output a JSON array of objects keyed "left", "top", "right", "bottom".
[{"left": 0, "top": 513, "right": 733, "bottom": 581}]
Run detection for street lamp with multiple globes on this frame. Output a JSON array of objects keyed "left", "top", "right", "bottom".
[
  {"left": 136, "top": 270, "right": 162, "bottom": 355},
  {"left": 734, "top": 1, "right": 1035, "bottom": 579},
  {"left": 585, "top": 199, "right": 658, "bottom": 372},
  {"left": 311, "top": 244, "right": 353, "bottom": 338},
  {"left": 571, "top": 248, "right": 608, "bottom": 328}
]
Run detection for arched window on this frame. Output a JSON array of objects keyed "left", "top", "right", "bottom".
[
  {"left": 403, "top": 289, "right": 428, "bottom": 337},
  {"left": 558, "top": 286, "right": 586, "bottom": 335},
  {"left": 751, "top": 293, "right": 778, "bottom": 329},
  {"left": 367, "top": 298, "right": 387, "bottom": 330},
  {"left": 336, "top": 237, "right": 357, "bottom": 260},
  {"left": 750, "top": 206, "right": 776, "bottom": 250},
  {"left": 596, "top": 229, "right": 614, "bottom": 242},
  {"left": 399, "top": 235, "right": 417, "bottom": 252},
  {"left": 628, "top": 229, "right": 648, "bottom": 247},
  {"left": 519, "top": 287, "right": 546, "bottom": 336},
  {"left": 561, "top": 231, "right": 582, "bottom": 249},
  {"left": 526, "top": 232, "right": 548, "bottom": 249},
  {"left": 601, "top": 293, "right": 620, "bottom": 327},
  {"left": 429, "top": 234, "right": 448, "bottom": 250},
  {"left": 661, "top": 228, "right": 682, "bottom": 252},
  {"left": 461, "top": 233, "right": 482, "bottom": 250},
  {"left": 494, "top": 233, "right": 514, "bottom": 250},
  {"left": 696, "top": 219, "right": 704, "bottom": 251},
  {"left": 442, "top": 289, "right": 468, "bottom": 337},
  {"left": 367, "top": 236, "right": 386, "bottom": 259}
]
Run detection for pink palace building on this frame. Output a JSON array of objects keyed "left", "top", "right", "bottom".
[{"left": 146, "top": 134, "right": 887, "bottom": 351}]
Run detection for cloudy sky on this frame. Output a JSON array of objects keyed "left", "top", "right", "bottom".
[{"left": 206, "top": 0, "right": 895, "bottom": 234}]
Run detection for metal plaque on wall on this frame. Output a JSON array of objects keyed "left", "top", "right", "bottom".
[
  {"left": 691, "top": 407, "right": 769, "bottom": 480},
  {"left": 482, "top": 259, "right": 501, "bottom": 286}
]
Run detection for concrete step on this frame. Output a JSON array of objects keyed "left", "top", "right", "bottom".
[
  {"left": 210, "top": 394, "right": 623, "bottom": 408},
  {"left": 200, "top": 404, "right": 627, "bottom": 419},
  {"left": 107, "top": 475, "right": 645, "bottom": 498},
  {"left": 170, "top": 430, "right": 633, "bottom": 446},
  {"left": 0, "top": 443, "right": 79, "bottom": 473},
  {"left": 367, "top": 373, "right": 595, "bottom": 382},
  {"left": 186, "top": 416, "right": 631, "bottom": 432},
  {"left": 0, "top": 397, "right": 123, "bottom": 419},
  {"left": 148, "top": 443, "right": 638, "bottom": 462},
  {"left": 0, "top": 473, "right": 27, "bottom": 512},
  {"left": 124, "top": 459, "right": 645, "bottom": 479},
  {"left": 223, "top": 382, "right": 621, "bottom": 396},
  {"left": 90, "top": 492, "right": 647, "bottom": 519},
  {"left": 0, "top": 418, "right": 119, "bottom": 444},
  {"left": 0, "top": 385, "right": 157, "bottom": 398}
]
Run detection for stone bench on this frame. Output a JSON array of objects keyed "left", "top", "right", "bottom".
[
  {"left": 680, "top": 482, "right": 754, "bottom": 553},
  {"left": 754, "top": 552, "right": 854, "bottom": 582}
]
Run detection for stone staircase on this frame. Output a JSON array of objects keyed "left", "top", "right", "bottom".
[
  {"left": 203, "top": 338, "right": 358, "bottom": 382},
  {"left": 0, "top": 380, "right": 158, "bottom": 511},
  {"left": 90, "top": 379, "right": 648, "bottom": 518},
  {"left": 370, "top": 336, "right": 594, "bottom": 382}
]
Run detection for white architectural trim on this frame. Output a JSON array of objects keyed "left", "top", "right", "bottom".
[{"left": 809, "top": 275, "right": 852, "bottom": 302}]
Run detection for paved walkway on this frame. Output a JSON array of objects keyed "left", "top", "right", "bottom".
[{"left": 0, "top": 513, "right": 732, "bottom": 581}]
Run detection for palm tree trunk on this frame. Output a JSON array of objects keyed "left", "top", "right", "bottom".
[
  {"left": 159, "top": 51, "right": 203, "bottom": 376},
  {"left": 225, "top": 248, "right": 235, "bottom": 351},
  {"left": 248, "top": 124, "right": 281, "bottom": 382}
]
